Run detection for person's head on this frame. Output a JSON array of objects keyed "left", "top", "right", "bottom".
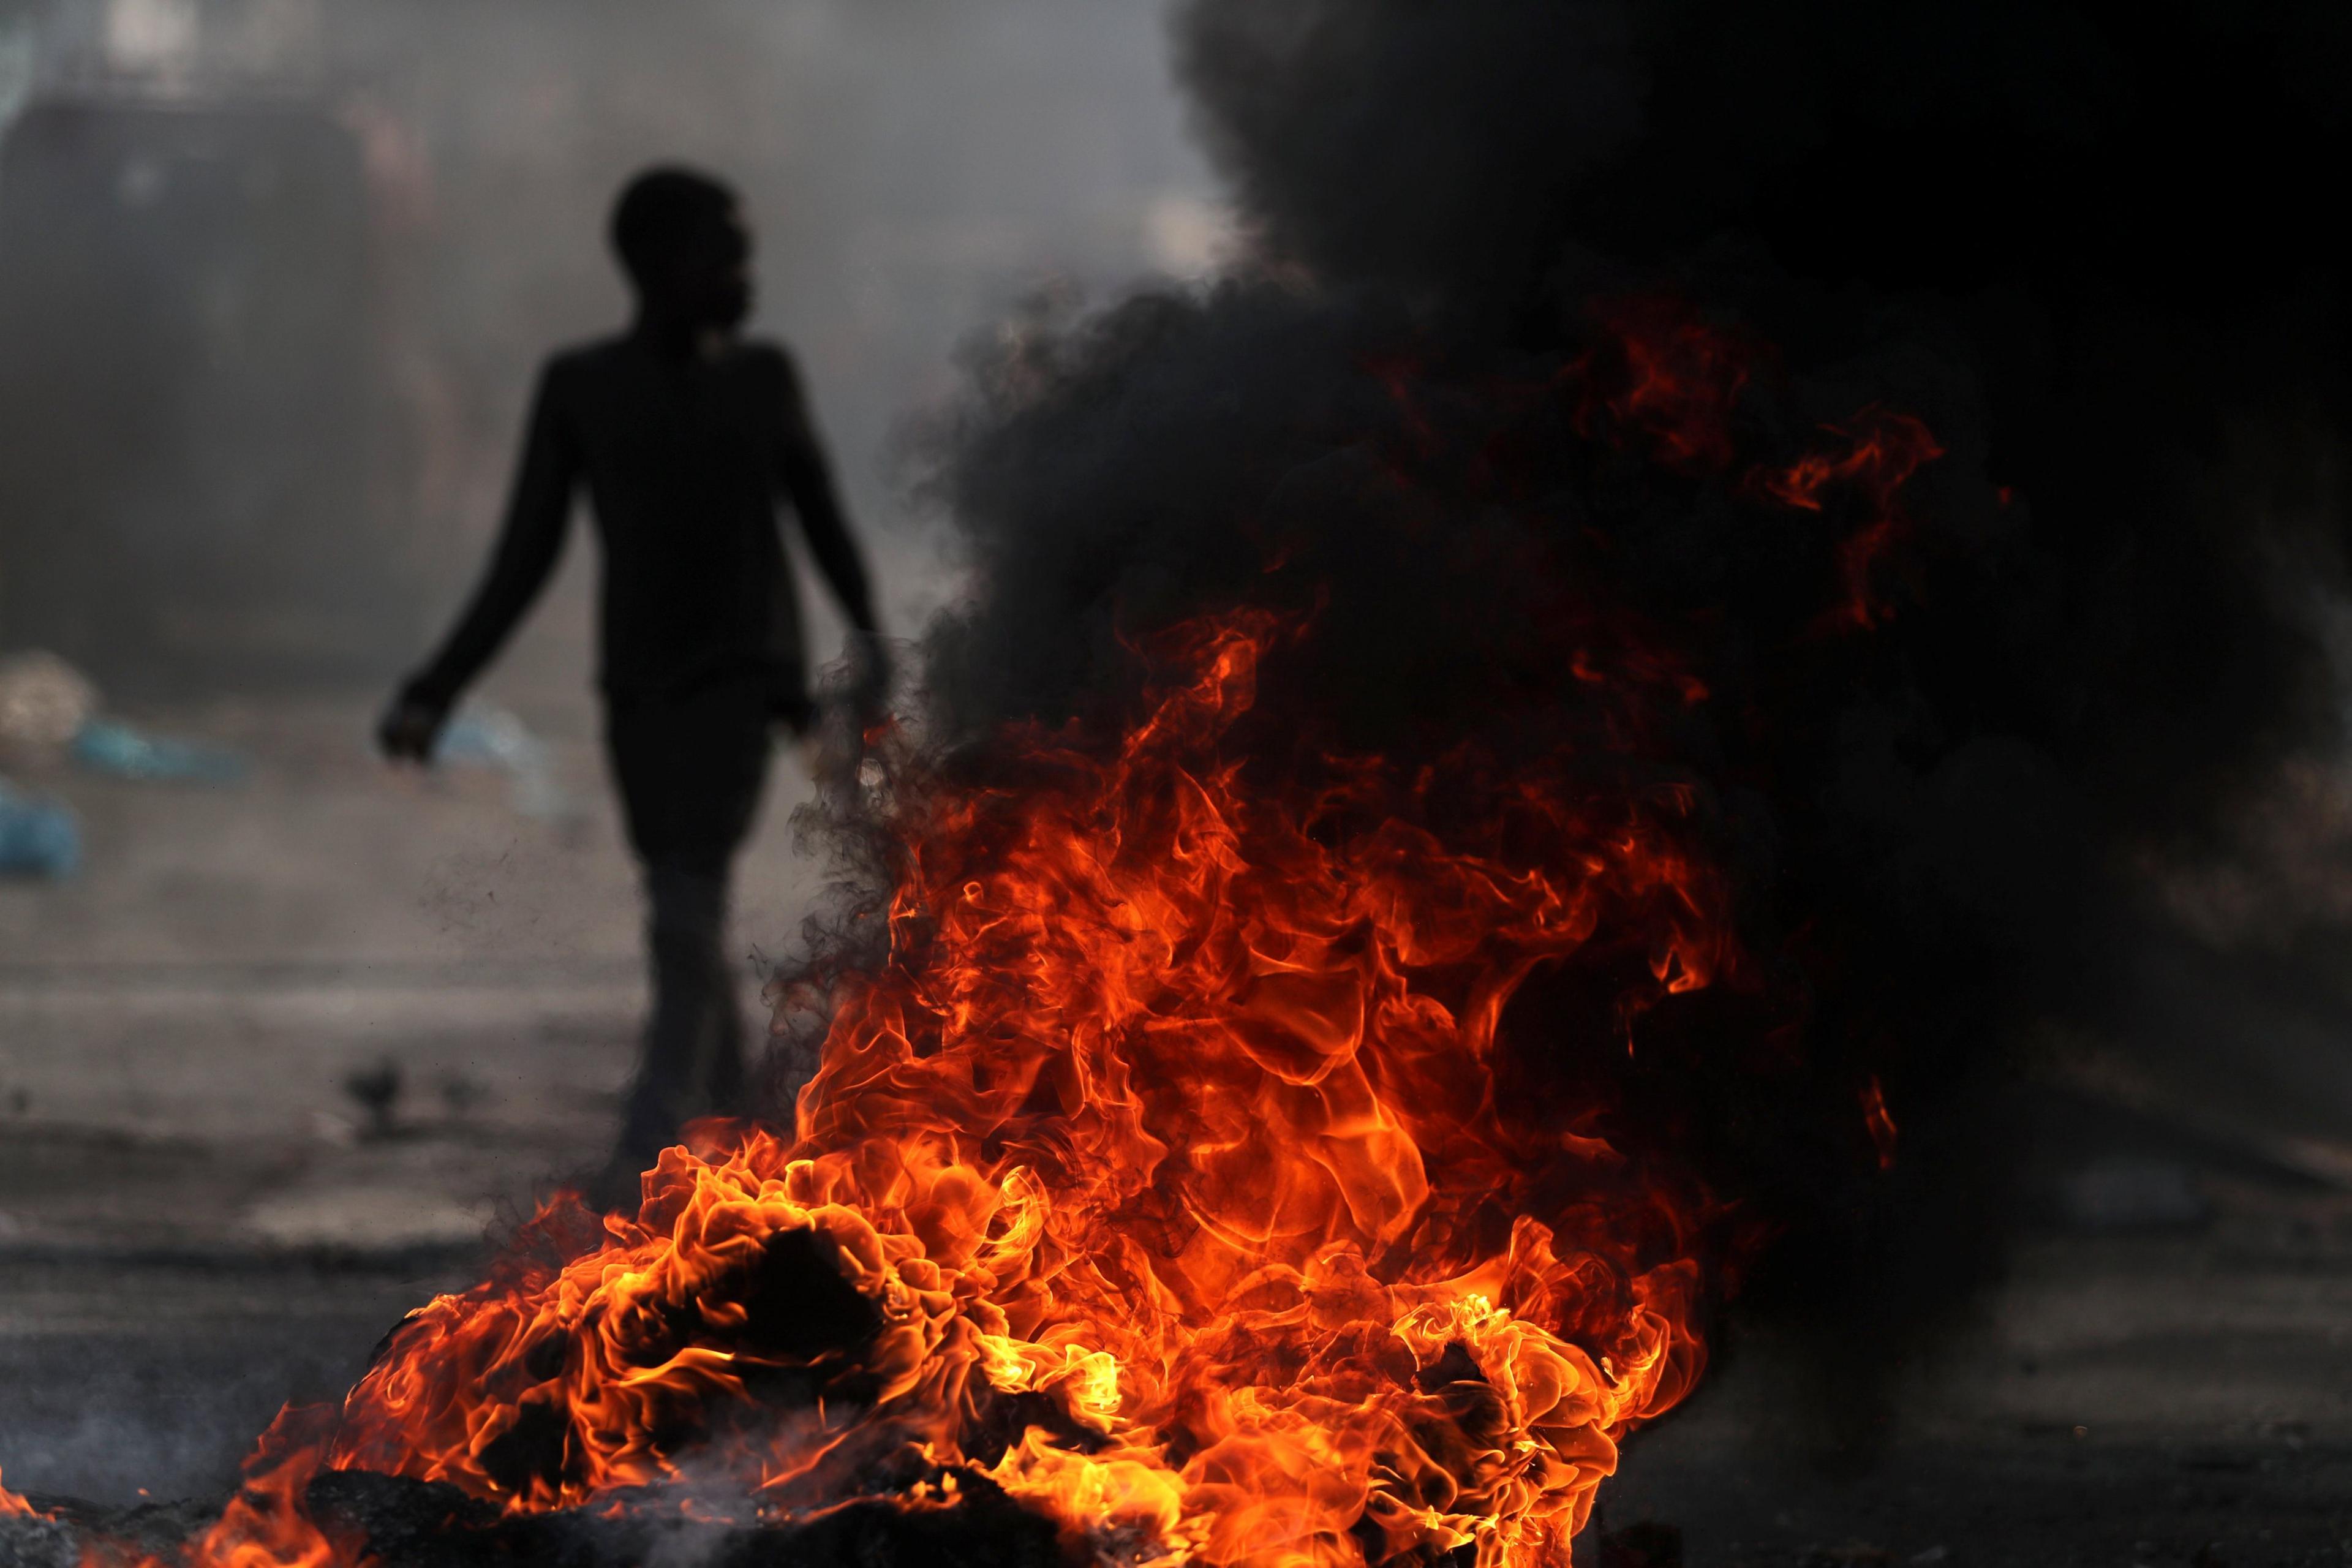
[{"left": 609, "top": 166, "right": 752, "bottom": 332}]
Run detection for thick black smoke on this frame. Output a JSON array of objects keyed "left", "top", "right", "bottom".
[
  {"left": 884, "top": 0, "right": 2351, "bottom": 1459},
  {"left": 1174, "top": 0, "right": 2351, "bottom": 842}
]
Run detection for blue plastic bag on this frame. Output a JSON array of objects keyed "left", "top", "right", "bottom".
[
  {"left": 0, "top": 778, "right": 80, "bottom": 880},
  {"left": 436, "top": 703, "right": 571, "bottom": 821},
  {"left": 71, "top": 717, "right": 247, "bottom": 785}
]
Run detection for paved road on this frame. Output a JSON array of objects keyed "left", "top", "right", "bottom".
[
  {"left": 5, "top": 1170, "right": 2347, "bottom": 1562},
  {"left": 1609, "top": 1171, "right": 2352, "bottom": 1566},
  {"left": 1, "top": 690, "right": 828, "bottom": 1254},
  {"left": 0, "top": 687, "right": 837, "bottom": 1501}
]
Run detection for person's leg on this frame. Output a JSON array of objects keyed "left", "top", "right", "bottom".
[
  {"left": 600, "top": 679, "right": 774, "bottom": 1189},
  {"left": 614, "top": 850, "right": 736, "bottom": 1170}
]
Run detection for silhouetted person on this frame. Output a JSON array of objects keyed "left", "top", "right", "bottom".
[{"left": 379, "top": 166, "right": 883, "bottom": 1200}]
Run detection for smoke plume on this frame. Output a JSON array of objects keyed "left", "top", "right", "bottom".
[{"left": 872, "top": 0, "right": 2352, "bottom": 1455}]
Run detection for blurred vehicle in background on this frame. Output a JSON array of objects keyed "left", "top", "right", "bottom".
[{"left": 0, "top": 0, "right": 424, "bottom": 687}]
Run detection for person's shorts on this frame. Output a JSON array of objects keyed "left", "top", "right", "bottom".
[{"left": 603, "top": 675, "right": 774, "bottom": 867}]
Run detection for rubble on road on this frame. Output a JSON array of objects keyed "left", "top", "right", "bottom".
[{"left": 0, "top": 652, "right": 97, "bottom": 752}]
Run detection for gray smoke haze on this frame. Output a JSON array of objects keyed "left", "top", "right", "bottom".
[{"left": 0, "top": 0, "right": 1223, "bottom": 690}]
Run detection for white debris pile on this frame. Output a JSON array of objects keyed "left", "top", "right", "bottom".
[{"left": 0, "top": 650, "right": 98, "bottom": 750}]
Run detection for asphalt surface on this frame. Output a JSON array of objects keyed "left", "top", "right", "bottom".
[
  {"left": 1608, "top": 1170, "right": 2352, "bottom": 1567},
  {"left": 0, "top": 687, "right": 808, "bottom": 1502}
]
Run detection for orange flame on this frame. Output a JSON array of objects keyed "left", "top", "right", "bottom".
[
  {"left": 58, "top": 301, "right": 1951, "bottom": 1568},
  {"left": 1757, "top": 407, "right": 1945, "bottom": 631},
  {"left": 1860, "top": 1076, "right": 1899, "bottom": 1172},
  {"left": 1573, "top": 298, "right": 1758, "bottom": 470},
  {"left": 2, "top": 1467, "right": 45, "bottom": 1520},
  {"left": 1571, "top": 298, "right": 1947, "bottom": 631},
  {"left": 307, "top": 614, "right": 1725, "bottom": 1567},
  {"left": 80, "top": 1409, "right": 345, "bottom": 1568}
]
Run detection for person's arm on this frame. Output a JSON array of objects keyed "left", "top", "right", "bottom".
[
  {"left": 380, "top": 360, "right": 578, "bottom": 760},
  {"left": 771, "top": 349, "right": 877, "bottom": 634}
]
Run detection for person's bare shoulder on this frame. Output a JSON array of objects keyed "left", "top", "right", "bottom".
[
  {"left": 733, "top": 337, "right": 808, "bottom": 399},
  {"left": 516, "top": 336, "right": 636, "bottom": 426},
  {"left": 545, "top": 333, "right": 631, "bottom": 385}
]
